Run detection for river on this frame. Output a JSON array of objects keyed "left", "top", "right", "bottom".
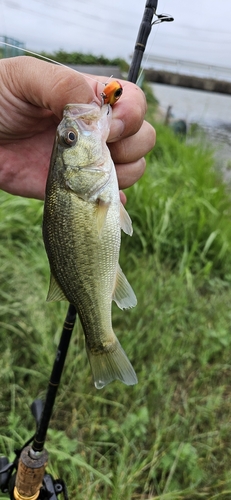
[{"left": 150, "top": 83, "right": 231, "bottom": 182}]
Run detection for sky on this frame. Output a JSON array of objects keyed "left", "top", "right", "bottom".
[{"left": 0, "top": 0, "right": 231, "bottom": 70}]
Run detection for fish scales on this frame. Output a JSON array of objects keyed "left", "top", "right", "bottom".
[
  {"left": 44, "top": 190, "right": 119, "bottom": 344},
  {"left": 43, "top": 102, "right": 138, "bottom": 389}
]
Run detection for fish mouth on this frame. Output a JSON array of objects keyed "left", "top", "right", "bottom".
[
  {"left": 64, "top": 102, "right": 110, "bottom": 121},
  {"left": 63, "top": 103, "right": 111, "bottom": 138}
]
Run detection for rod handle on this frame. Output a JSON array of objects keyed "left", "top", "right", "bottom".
[{"left": 13, "top": 446, "right": 48, "bottom": 500}]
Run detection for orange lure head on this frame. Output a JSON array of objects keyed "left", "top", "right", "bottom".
[{"left": 101, "top": 80, "right": 123, "bottom": 106}]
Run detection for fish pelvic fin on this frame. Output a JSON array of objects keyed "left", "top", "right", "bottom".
[
  {"left": 46, "top": 273, "right": 67, "bottom": 302},
  {"left": 120, "top": 202, "right": 133, "bottom": 236},
  {"left": 86, "top": 339, "right": 138, "bottom": 390},
  {"left": 112, "top": 264, "right": 137, "bottom": 309}
]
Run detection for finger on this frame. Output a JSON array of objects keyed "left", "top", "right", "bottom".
[
  {"left": 109, "top": 120, "right": 156, "bottom": 165},
  {"left": 115, "top": 157, "right": 146, "bottom": 190},
  {"left": 119, "top": 190, "right": 127, "bottom": 205},
  {"left": 3, "top": 56, "right": 98, "bottom": 119},
  {"left": 109, "top": 81, "right": 147, "bottom": 140}
]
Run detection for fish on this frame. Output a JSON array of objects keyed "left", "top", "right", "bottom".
[{"left": 42, "top": 102, "right": 138, "bottom": 389}]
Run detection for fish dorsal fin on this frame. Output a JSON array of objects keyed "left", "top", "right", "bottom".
[
  {"left": 46, "top": 273, "right": 67, "bottom": 302},
  {"left": 120, "top": 202, "right": 133, "bottom": 236},
  {"left": 96, "top": 200, "right": 110, "bottom": 237},
  {"left": 112, "top": 264, "right": 137, "bottom": 309}
]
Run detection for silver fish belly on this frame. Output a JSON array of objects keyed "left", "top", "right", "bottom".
[{"left": 43, "top": 102, "right": 137, "bottom": 389}]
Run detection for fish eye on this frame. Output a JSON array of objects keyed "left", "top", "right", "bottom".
[{"left": 61, "top": 128, "right": 78, "bottom": 147}]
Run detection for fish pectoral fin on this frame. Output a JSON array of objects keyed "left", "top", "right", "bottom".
[
  {"left": 112, "top": 264, "right": 137, "bottom": 309},
  {"left": 86, "top": 339, "right": 138, "bottom": 389},
  {"left": 46, "top": 273, "right": 67, "bottom": 302},
  {"left": 96, "top": 199, "right": 110, "bottom": 237},
  {"left": 120, "top": 202, "right": 133, "bottom": 236}
]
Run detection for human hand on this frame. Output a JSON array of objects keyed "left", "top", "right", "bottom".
[{"left": 0, "top": 56, "right": 156, "bottom": 200}]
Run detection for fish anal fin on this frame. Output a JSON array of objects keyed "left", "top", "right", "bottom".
[
  {"left": 86, "top": 339, "right": 138, "bottom": 389},
  {"left": 112, "top": 264, "right": 137, "bottom": 309},
  {"left": 46, "top": 273, "right": 67, "bottom": 302},
  {"left": 96, "top": 199, "right": 110, "bottom": 237},
  {"left": 120, "top": 202, "right": 133, "bottom": 236}
]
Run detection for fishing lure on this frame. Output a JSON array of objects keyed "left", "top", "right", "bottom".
[{"left": 101, "top": 80, "right": 123, "bottom": 106}]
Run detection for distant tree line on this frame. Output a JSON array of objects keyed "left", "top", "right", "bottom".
[
  {"left": 39, "top": 50, "right": 129, "bottom": 71},
  {"left": 0, "top": 47, "right": 129, "bottom": 72}
]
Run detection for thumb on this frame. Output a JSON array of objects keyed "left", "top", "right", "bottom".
[{"left": 2, "top": 56, "right": 99, "bottom": 119}]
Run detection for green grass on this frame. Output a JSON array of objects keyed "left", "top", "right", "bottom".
[
  {"left": 125, "top": 123, "right": 231, "bottom": 282},
  {"left": 1, "top": 115, "right": 231, "bottom": 498}
]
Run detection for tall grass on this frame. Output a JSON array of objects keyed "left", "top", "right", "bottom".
[
  {"left": 124, "top": 123, "right": 231, "bottom": 283},
  {"left": 1, "top": 117, "right": 231, "bottom": 498}
]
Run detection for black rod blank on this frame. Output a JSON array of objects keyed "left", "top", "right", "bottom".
[
  {"left": 127, "top": 0, "right": 158, "bottom": 83},
  {"left": 32, "top": 304, "right": 77, "bottom": 453}
]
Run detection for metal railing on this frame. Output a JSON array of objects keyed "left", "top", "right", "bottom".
[
  {"left": 145, "top": 54, "right": 231, "bottom": 82},
  {"left": 0, "top": 36, "right": 25, "bottom": 58}
]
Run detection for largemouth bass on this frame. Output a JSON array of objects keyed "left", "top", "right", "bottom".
[{"left": 43, "top": 102, "right": 138, "bottom": 389}]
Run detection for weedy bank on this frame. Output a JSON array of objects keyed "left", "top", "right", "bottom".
[{"left": 1, "top": 117, "right": 231, "bottom": 499}]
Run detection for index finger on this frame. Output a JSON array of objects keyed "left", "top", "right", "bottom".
[{"left": 110, "top": 80, "right": 147, "bottom": 141}]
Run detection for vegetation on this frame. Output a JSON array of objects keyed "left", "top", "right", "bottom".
[
  {"left": 1, "top": 92, "right": 231, "bottom": 499},
  {"left": 38, "top": 50, "right": 129, "bottom": 72},
  {"left": 0, "top": 47, "right": 129, "bottom": 71}
]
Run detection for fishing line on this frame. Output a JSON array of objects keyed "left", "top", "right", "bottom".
[
  {"left": 0, "top": 41, "right": 110, "bottom": 89},
  {"left": 0, "top": 6, "right": 173, "bottom": 92},
  {"left": 0, "top": 41, "right": 124, "bottom": 109}
]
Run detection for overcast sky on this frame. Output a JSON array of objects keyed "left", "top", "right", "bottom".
[{"left": 0, "top": 0, "right": 231, "bottom": 70}]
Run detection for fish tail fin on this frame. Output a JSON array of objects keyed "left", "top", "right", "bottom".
[{"left": 86, "top": 340, "right": 138, "bottom": 390}]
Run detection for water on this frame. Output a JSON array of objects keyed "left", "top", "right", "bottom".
[{"left": 151, "top": 83, "right": 231, "bottom": 182}]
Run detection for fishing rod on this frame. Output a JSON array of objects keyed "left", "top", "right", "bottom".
[
  {"left": 128, "top": 0, "right": 174, "bottom": 84},
  {"left": 0, "top": 2, "right": 173, "bottom": 499},
  {"left": 0, "top": 304, "right": 76, "bottom": 499},
  {"left": 128, "top": 0, "right": 159, "bottom": 83}
]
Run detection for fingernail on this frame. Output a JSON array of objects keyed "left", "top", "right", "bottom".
[{"left": 109, "top": 118, "right": 125, "bottom": 142}]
